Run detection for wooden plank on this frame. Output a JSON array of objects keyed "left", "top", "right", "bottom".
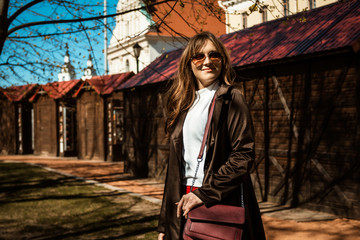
[
  {"left": 36, "top": 97, "right": 56, "bottom": 155},
  {"left": 271, "top": 74, "right": 351, "bottom": 204},
  {"left": 158, "top": 93, "right": 167, "bottom": 122},
  {"left": 269, "top": 156, "right": 286, "bottom": 178},
  {"left": 272, "top": 75, "right": 298, "bottom": 139},
  {"left": 264, "top": 77, "right": 270, "bottom": 201},
  {"left": 310, "top": 158, "right": 352, "bottom": 206},
  {"left": 77, "top": 92, "right": 105, "bottom": 160},
  {"left": 248, "top": 78, "right": 260, "bottom": 105}
]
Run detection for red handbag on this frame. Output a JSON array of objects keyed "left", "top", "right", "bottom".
[
  {"left": 183, "top": 204, "right": 245, "bottom": 240},
  {"left": 182, "top": 95, "right": 245, "bottom": 240}
]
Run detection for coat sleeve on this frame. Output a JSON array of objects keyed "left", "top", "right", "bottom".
[
  {"left": 193, "top": 88, "right": 255, "bottom": 205},
  {"left": 157, "top": 136, "right": 183, "bottom": 235}
]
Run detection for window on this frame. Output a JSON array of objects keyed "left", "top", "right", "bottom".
[
  {"left": 309, "top": 0, "right": 316, "bottom": 9},
  {"left": 31, "top": 108, "right": 34, "bottom": 150},
  {"left": 242, "top": 13, "right": 247, "bottom": 29},
  {"left": 112, "top": 58, "right": 120, "bottom": 73},
  {"left": 59, "top": 105, "right": 76, "bottom": 153},
  {"left": 283, "top": 0, "right": 289, "bottom": 16},
  {"left": 125, "top": 20, "right": 129, "bottom": 36},
  {"left": 113, "top": 106, "right": 124, "bottom": 144},
  {"left": 125, "top": 59, "right": 130, "bottom": 72},
  {"left": 18, "top": 106, "right": 22, "bottom": 153},
  {"left": 106, "top": 100, "right": 125, "bottom": 161}
]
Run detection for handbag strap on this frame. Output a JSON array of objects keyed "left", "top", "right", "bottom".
[
  {"left": 189, "top": 90, "right": 245, "bottom": 208},
  {"left": 190, "top": 94, "right": 217, "bottom": 192},
  {"left": 198, "top": 95, "right": 217, "bottom": 160}
]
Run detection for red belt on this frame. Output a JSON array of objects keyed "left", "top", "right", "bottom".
[{"left": 184, "top": 186, "right": 198, "bottom": 194}]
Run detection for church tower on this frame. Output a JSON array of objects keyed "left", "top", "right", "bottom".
[
  {"left": 58, "top": 44, "right": 76, "bottom": 82},
  {"left": 81, "top": 54, "right": 97, "bottom": 80}
]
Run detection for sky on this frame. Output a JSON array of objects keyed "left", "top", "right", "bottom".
[{"left": 1, "top": 0, "right": 119, "bottom": 87}]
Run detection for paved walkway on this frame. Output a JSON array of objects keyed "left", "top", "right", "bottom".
[
  {"left": 0, "top": 155, "right": 164, "bottom": 204},
  {"left": 0, "top": 155, "right": 340, "bottom": 222}
]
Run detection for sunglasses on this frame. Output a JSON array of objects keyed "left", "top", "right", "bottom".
[{"left": 191, "top": 51, "right": 222, "bottom": 67}]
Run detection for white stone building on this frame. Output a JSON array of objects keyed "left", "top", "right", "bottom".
[
  {"left": 107, "top": 0, "right": 226, "bottom": 74},
  {"left": 107, "top": 0, "right": 187, "bottom": 74},
  {"left": 218, "top": 0, "right": 338, "bottom": 33}
]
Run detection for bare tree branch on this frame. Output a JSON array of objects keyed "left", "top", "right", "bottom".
[
  {"left": 8, "top": 0, "right": 45, "bottom": 24},
  {"left": 8, "top": 25, "right": 101, "bottom": 39},
  {"left": 8, "top": 0, "right": 176, "bottom": 36}
]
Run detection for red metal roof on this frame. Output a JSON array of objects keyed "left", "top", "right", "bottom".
[
  {"left": 221, "top": 0, "right": 360, "bottom": 67},
  {"left": 29, "top": 79, "right": 81, "bottom": 101},
  {"left": 45, "top": 80, "right": 81, "bottom": 99},
  {"left": 120, "top": 0, "right": 360, "bottom": 90},
  {"left": 2, "top": 73, "right": 134, "bottom": 102},
  {"left": 117, "top": 48, "right": 182, "bottom": 90},
  {"left": 75, "top": 72, "right": 134, "bottom": 96},
  {"left": 1, "top": 84, "right": 38, "bottom": 102}
]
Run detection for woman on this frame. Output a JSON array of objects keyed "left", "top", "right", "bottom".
[{"left": 158, "top": 32, "right": 266, "bottom": 240}]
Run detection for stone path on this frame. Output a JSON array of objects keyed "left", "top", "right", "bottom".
[{"left": 0, "top": 155, "right": 164, "bottom": 204}]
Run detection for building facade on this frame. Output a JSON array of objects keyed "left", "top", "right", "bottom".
[
  {"left": 107, "top": 0, "right": 226, "bottom": 74},
  {"left": 219, "top": 0, "right": 338, "bottom": 32}
]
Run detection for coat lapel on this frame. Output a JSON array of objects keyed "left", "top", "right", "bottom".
[
  {"left": 170, "top": 112, "right": 186, "bottom": 165},
  {"left": 207, "top": 84, "right": 231, "bottom": 149}
]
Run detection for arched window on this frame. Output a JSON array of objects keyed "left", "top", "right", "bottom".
[
  {"left": 262, "top": 7, "right": 268, "bottom": 23},
  {"left": 283, "top": 0, "right": 289, "bottom": 16},
  {"left": 125, "top": 59, "right": 130, "bottom": 72},
  {"left": 309, "top": 0, "right": 316, "bottom": 9},
  {"left": 242, "top": 13, "right": 247, "bottom": 29},
  {"left": 125, "top": 20, "right": 129, "bottom": 36}
]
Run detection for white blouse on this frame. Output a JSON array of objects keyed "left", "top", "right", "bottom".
[{"left": 182, "top": 81, "right": 219, "bottom": 187}]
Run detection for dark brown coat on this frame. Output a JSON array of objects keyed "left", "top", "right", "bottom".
[{"left": 158, "top": 84, "right": 266, "bottom": 240}]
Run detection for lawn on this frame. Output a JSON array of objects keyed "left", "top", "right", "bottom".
[{"left": 0, "top": 161, "right": 160, "bottom": 240}]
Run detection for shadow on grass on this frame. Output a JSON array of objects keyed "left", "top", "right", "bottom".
[
  {"left": 0, "top": 162, "right": 160, "bottom": 240},
  {"left": 30, "top": 214, "right": 159, "bottom": 240},
  {"left": 0, "top": 162, "right": 132, "bottom": 203}
]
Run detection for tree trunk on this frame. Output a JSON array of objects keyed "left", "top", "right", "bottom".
[{"left": 0, "top": 0, "right": 10, "bottom": 56}]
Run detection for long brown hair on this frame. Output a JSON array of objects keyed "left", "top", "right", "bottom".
[{"left": 166, "top": 31, "right": 235, "bottom": 134}]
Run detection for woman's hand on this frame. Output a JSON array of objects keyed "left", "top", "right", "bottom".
[
  {"left": 158, "top": 233, "right": 165, "bottom": 240},
  {"left": 176, "top": 192, "right": 203, "bottom": 218}
]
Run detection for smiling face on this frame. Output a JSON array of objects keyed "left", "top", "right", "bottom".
[{"left": 191, "top": 40, "right": 222, "bottom": 90}]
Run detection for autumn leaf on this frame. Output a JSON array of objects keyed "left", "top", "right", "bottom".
[
  {"left": 249, "top": 4, "right": 258, "bottom": 12},
  {"left": 299, "top": 16, "right": 307, "bottom": 22}
]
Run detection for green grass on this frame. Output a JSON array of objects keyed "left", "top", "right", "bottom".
[{"left": 0, "top": 162, "right": 160, "bottom": 240}]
